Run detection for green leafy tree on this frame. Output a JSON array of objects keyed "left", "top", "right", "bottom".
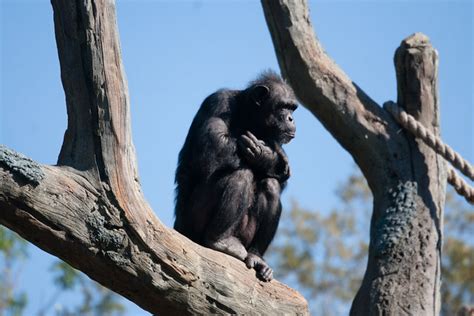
[
  {"left": 0, "top": 228, "right": 28, "bottom": 316},
  {"left": 442, "top": 193, "right": 474, "bottom": 315},
  {"left": 270, "top": 168, "right": 473, "bottom": 315}
]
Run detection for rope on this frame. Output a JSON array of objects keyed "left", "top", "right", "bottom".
[
  {"left": 385, "top": 102, "right": 474, "bottom": 180},
  {"left": 384, "top": 101, "right": 473, "bottom": 204},
  {"left": 447, "top": 167, "right": 474, "bottom": 204}
]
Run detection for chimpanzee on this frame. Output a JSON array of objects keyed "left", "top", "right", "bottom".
[{"left": 174, "top": 71, "right": 297, "bottom": 281}]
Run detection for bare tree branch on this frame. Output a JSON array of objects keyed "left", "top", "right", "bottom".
[
  {"left": 261, "top": 1, "right": 446, "bottom": 315},
  {"left": 0, "top": 0, "right": 309, "bottom": 314},
  {"left": 261, "top": 1, "right": 394, "bottom": 170}
]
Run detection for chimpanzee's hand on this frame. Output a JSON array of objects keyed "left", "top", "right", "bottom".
[{"left": 238, "top": 131, "right": 276, "bottom": 169}]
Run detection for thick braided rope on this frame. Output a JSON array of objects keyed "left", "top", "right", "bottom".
[
  {"left": 447, "top": 167, "right": 474, "bottom": 204},
  {"left": 384, "top": 101, "right": 473, "bottom": 205},
  {"left": 385, "top": 102, "right": 474, "bottom": 180}
]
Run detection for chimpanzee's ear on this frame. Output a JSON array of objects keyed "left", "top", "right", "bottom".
[{"left": 250, "top": 85, "right": 270, "bottom": 106}]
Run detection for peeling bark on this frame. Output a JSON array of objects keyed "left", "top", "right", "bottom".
[
  {"left": 262, "top": 1, "right": 445, "bottom": 315},
  {"left": 0, "top": 0, "right": 308, "bottom": 314}
]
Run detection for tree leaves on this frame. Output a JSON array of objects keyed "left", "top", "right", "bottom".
[{"left": 0, "top": 227, "right": 125, "bottom": 316}]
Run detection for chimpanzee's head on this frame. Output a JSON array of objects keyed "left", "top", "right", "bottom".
[{"left": 246, "top": 72, "right": 298, "bottom": 144}]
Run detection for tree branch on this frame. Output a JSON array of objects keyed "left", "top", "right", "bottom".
[
  {"left": 352, "top": 33, "right": 446, "bottom": 316},
  {"left": 261, "top": 0, "right": 395, "bottom": 173},
  {"left": 0, "top": 0, "right": 309, "bottom": 314},
  {"left": 261, "top": 1, "right": 446, "bottom": 314},
  {"left": 0, "top": 149, "right": 307, "bottom": 314}
]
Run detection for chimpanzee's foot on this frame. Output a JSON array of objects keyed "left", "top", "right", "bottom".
[
  {"left": 206, "top": 236, "right": 248, "bottom": 261},
  {"left": 245, "top": 253, "right": 273, "bottom": 282}
]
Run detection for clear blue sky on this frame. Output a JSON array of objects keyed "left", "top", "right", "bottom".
[{"left": 1, "top": 1, "right": 472, "bottom": 315}]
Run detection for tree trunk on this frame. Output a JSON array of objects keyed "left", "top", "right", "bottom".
[
  {"left": 261, "top": 1, "right": 446, "bottom": 315},
  {"left": 0, "top": 0, "right": 308, "bottom": 314}
]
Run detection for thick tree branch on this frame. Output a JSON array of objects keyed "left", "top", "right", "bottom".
[
  {"left": 0, "top": 0, "right": 309, "bottom": 314},
  {"left": 351, "top": 33, "right": 446, "bottom": 316},
  {"left": 262, "top": 1, "right": 446, "bottom": 315},
  {"left": 0, "top": 148, "right": 307, "bottom": 314},
  {"left": 261, "top": 0, "right": 395, "bottom": 175}
]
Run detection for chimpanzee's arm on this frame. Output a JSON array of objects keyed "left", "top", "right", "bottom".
[{"left": 195, "top": 117, "right": 242, "bottom": 180}]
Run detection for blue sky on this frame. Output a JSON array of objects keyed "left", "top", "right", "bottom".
[{"left": 1, "top": 0, "right": 472, "bottom": 315}]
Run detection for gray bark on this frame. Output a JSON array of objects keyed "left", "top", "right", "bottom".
[
  {"left": 261, "top": 1, "right": 446, "bottom": 315},
  {"left": 0, "top": 0, "right": 308, "bottom": 315}
]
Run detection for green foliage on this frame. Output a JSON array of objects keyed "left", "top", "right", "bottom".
[
  {"left": 0, "top": 227, "right": 125, "bottom": 316},
  {"left": 271, "top": 168, "right": 473, "bottom": 315},
  {"left": 93, "top": 286, "right": 126, "bottom": 316},
  {"left": 44, "top": 275, "right": 126, "bottom": 316},
  {"left": 51, "top": 261, "right": 80, "bottom": 290},
  {"left": 0, "top": 228, "right": 28, "bottom": 257},
  {"left": 0, "top": 227, "right": 28, "bottom": 316},
  {"left": 441, "top": 191, "right": 474, "bottom": 316}
]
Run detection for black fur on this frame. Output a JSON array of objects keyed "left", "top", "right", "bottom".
[{"left": 174, "top": 71, "right": 297, "bottom": 281}]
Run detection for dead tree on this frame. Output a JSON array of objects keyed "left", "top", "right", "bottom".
[
  {"left": 0, "top": 1, "right": 307, "bottom": 315},
  {"left": 0, "top": 0, "right": 451, "bottom": 315},
  {"left": 262, "top": 0, "right": 445, "bottom": 315}
]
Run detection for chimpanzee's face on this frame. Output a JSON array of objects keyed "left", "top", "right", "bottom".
[{"left": 260, "top": 84, "right": 297, "bottom": 144}]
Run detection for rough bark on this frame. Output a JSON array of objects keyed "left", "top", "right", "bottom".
[
  {"left": 0, "top": 0, "right": 309, "bottom": 315},
  {"left": 262, "top": 1, "right": 446, "bottom": 315}
]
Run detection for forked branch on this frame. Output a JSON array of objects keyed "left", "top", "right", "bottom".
[
  {"left": 262, "top": 1, "right": 446, "bottom": 315},
  {"left": 0, "top": 0, "right": 308, "bottom": 314}
]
